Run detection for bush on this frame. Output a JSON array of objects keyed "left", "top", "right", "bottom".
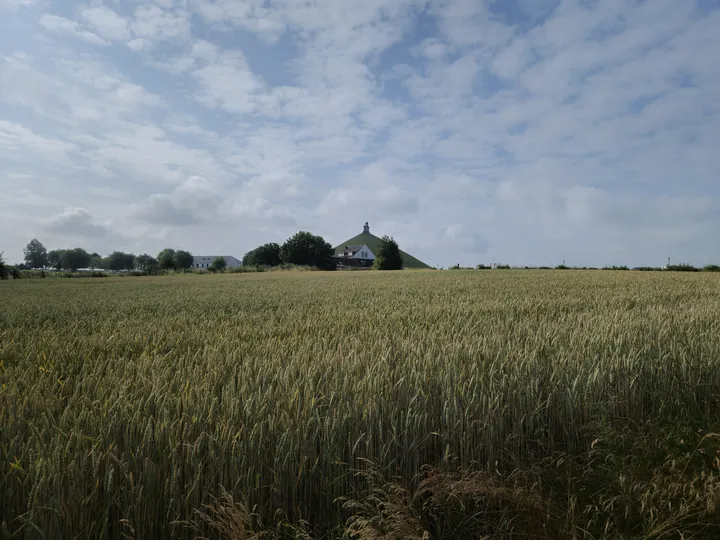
[
  {"left": 0, "top": 252, "right": 8, "bottom": 280},
  {"left": 476, "top": 264, "right": 491, "bottom": 270},
  {"left": 281, "top": 232, "right": 335, "bottom": 270},
  {"left": 603, "top": 266, "right": 630, "bottom": 271},
  {"left": 703, "top": 264, "right": 720, "bottom": 273},
  {"left": 374, "top": 236, "right": 403, "bottom": 271},
  {"left": 666, "top": 263, "right": 700, "bottom": 272},
  {"left": 495, "top": 264, "right": 511, "bottom": 270},
  {"left": 243, "top": 243, "right": 282, "bottom": 267},
  {"left": 211, "top": 257, "right": 227, "bottom": 273},
  {"left": 228, "top": 265, "right": 266, "bottom": 273}
]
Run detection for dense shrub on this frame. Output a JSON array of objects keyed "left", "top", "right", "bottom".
[
  {"left": 666, "top": 263, "right": 700, "bottom": 272},
  {"left": 374, "top": 236, "right": 403, "bottom": 271}
]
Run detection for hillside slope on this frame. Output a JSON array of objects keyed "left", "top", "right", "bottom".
[{"left": 334, "top": 231, "right": 432, "bottom": 269}]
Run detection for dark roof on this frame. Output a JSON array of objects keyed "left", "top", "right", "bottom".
[{"left": 333, "top": 230, "right": 431, "bottom": 269}]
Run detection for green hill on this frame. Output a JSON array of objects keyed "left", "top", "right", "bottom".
[{"left": 334, "top": 224, "right": 432, "bottom": 269}]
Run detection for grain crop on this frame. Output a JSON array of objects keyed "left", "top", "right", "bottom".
[{"left": 1, "top": 270, "right": 720, "bottom": 539}]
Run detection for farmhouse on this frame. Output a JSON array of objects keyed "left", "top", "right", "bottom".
[
  {"left": 333, "top": 222, "right": 431, "bottom": 269},
  {"left": 334, "top": 243, "right": 376, "bottom": 268},
  {"left": 192, "top": 255, "right": 241, "bottom": 269}
]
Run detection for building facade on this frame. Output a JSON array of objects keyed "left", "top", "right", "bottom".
[{"left": 192, "top": 256, "right": 241, "bottom": 269}]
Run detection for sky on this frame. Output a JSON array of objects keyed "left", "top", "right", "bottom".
[{"left": 1, "top": 0, "right": 719, "bottom": 268}]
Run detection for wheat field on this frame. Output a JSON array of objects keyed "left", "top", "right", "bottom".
[{"left": 1, "top": 270, "right": 720, "bottom": 539}]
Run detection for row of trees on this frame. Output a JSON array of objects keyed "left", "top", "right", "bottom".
[
  {"left": 242, "top": 232, "right": 403, "bottom": 270},
  {"left": 243, "top": 232, "right": 336, "bottom": 270},
  {"left": 13, "top": 232, "right": 404, "bottom": 277},
  {"left": 20, "top": 239, "right": 201, "bottom": 273}
]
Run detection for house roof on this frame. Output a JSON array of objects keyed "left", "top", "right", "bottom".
[
  {"left": 192, "top": 255, "right": 240, "bottom": 262},
  {"left": 343, "top": 245, "right": 364, "bottom": 254},
  {"left": 333, "top": 224, "right": 431, "bottom": 269}
]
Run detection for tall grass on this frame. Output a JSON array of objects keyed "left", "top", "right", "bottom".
[{"left": 1, "top": 270, "right": 720, "bottom": 539}]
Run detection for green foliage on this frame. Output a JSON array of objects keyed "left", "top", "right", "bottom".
[
  {"left": 108, "top": 251, "right": 136, "bottom": 271},
  {"left": 243, "top": 243, "right": 282, "bottom": 267},
  {"left": 89, "top": 255, "right": 104, "bottom": 270},
  {"left": 23, "top": 238, "right": 49, "bottom": 269},
  {"left": 174, "top": 250, "right": 194, "bottom": 271},
  {"left": 48, "top": 249, "right": 63, "bottom": 271},
  {"left": 157, "top": 248, "right": 176, "bottom": 270},
  {"left": 373, "top": 236, "right": 403, "bottom": 270},
  {"left": 59, "top": 248, "right": 91, "bottom": 272},
  {"left": 495, "top": 264, "right": 511, "bottom": 269},
  {"left": 210, "top": 256, "right": 227, "bottom": 272},
  {"left": 0, "top": 252, "right": 7, "bottom": 280},
  {"left": 281, "top": 231, "right": 334, "bottom": 269},
  {"left": 666, "top": 263, "right": 701, "bottom": 272},
  {"left": 476, "top": 264, "right": 491, "bottom": 270},
  {"left": 703, "top": 264, "right": 720, "bottom": 273},
  {"left": 136, "top": 254, "right": 159, "bottom": 274}
]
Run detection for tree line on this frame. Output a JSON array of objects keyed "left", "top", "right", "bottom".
[
  {"left": 2, "top": 231, "right": 404, "bottom": 279},
  {"left": 14, "top": 239, "right": 213, "bottom": 274},
  {"left": 242, "top": 231, "right": 403, "bottom": 270}
]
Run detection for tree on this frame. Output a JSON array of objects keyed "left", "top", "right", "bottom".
[
  {"left": 136, "top": 254, "right": 159, "bottom": 274},
  {"left": 0, "top": 252, "right": 8, "bottom": 280},
  {"left": 374, "top": 236, "right": 403, "bottom": 270},
  {"left": 158, "top": 249, "right": 176, "bottom": 270},
  {"left": 89, "top": 255, "right": 103, "bottom": 270},
  {"left": 60, "top": 248, "right": 91, "bottom": 272},
  {"left": 281, "top": 232, "right": 334, "bottom": 269},
  {"left": 210, "top": 256, "right": 227, "bottom": 272},
  {"left": 24, "top": 239, "right": 49, "bottom": 269},
  {"left": 108, "top": 251, "right": 135, "bottom": 272},
  {"left": 48, "top": 250, "right": 64, "bottom": 271},
  {"left": 243, "top": 243, "right": 282, "bottom": 267},
  {"left": 174, "top": 250, "right": 194, "bottom": 271}
]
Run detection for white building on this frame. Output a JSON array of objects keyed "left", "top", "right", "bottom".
[
  {"left": 340, "top": 245, "right": 375, "bottom": 261},
  {"left": 192, "top": 256, "right": 241, "bottom": 269}
]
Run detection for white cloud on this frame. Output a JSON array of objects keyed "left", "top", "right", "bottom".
[
  {"left": 130, "top": 176, "right": 226, "bottom": 226},
  {"left": 0, "top": 120, "right": 76, "bottom": 164},
  {"left": 44, "top": 207, "right": 113, "bottom": 238},
  {"left": 39, "top": 14, "right": 109, "bottom": 46},
  {"left": 1, "top": 0, "right": 719, "bottom": 266},
  {"left": 0, "top": 0, "right": 44, "bottom": 10},
  {"left": 443, "top": 224, "right": 488, "bottom": 257},
  {"left": 81, "top": 6, "right": 130, "bottom": 42},
  {"left": 131, "top": 4, "right": 190, "bottom": 44},
  {"left": 191, "top": 46, "right": 266, "bottom": 113}
]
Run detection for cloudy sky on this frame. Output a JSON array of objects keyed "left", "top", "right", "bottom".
[{"left": 1, "top": 0, "right": 719, "bottom": 268}]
